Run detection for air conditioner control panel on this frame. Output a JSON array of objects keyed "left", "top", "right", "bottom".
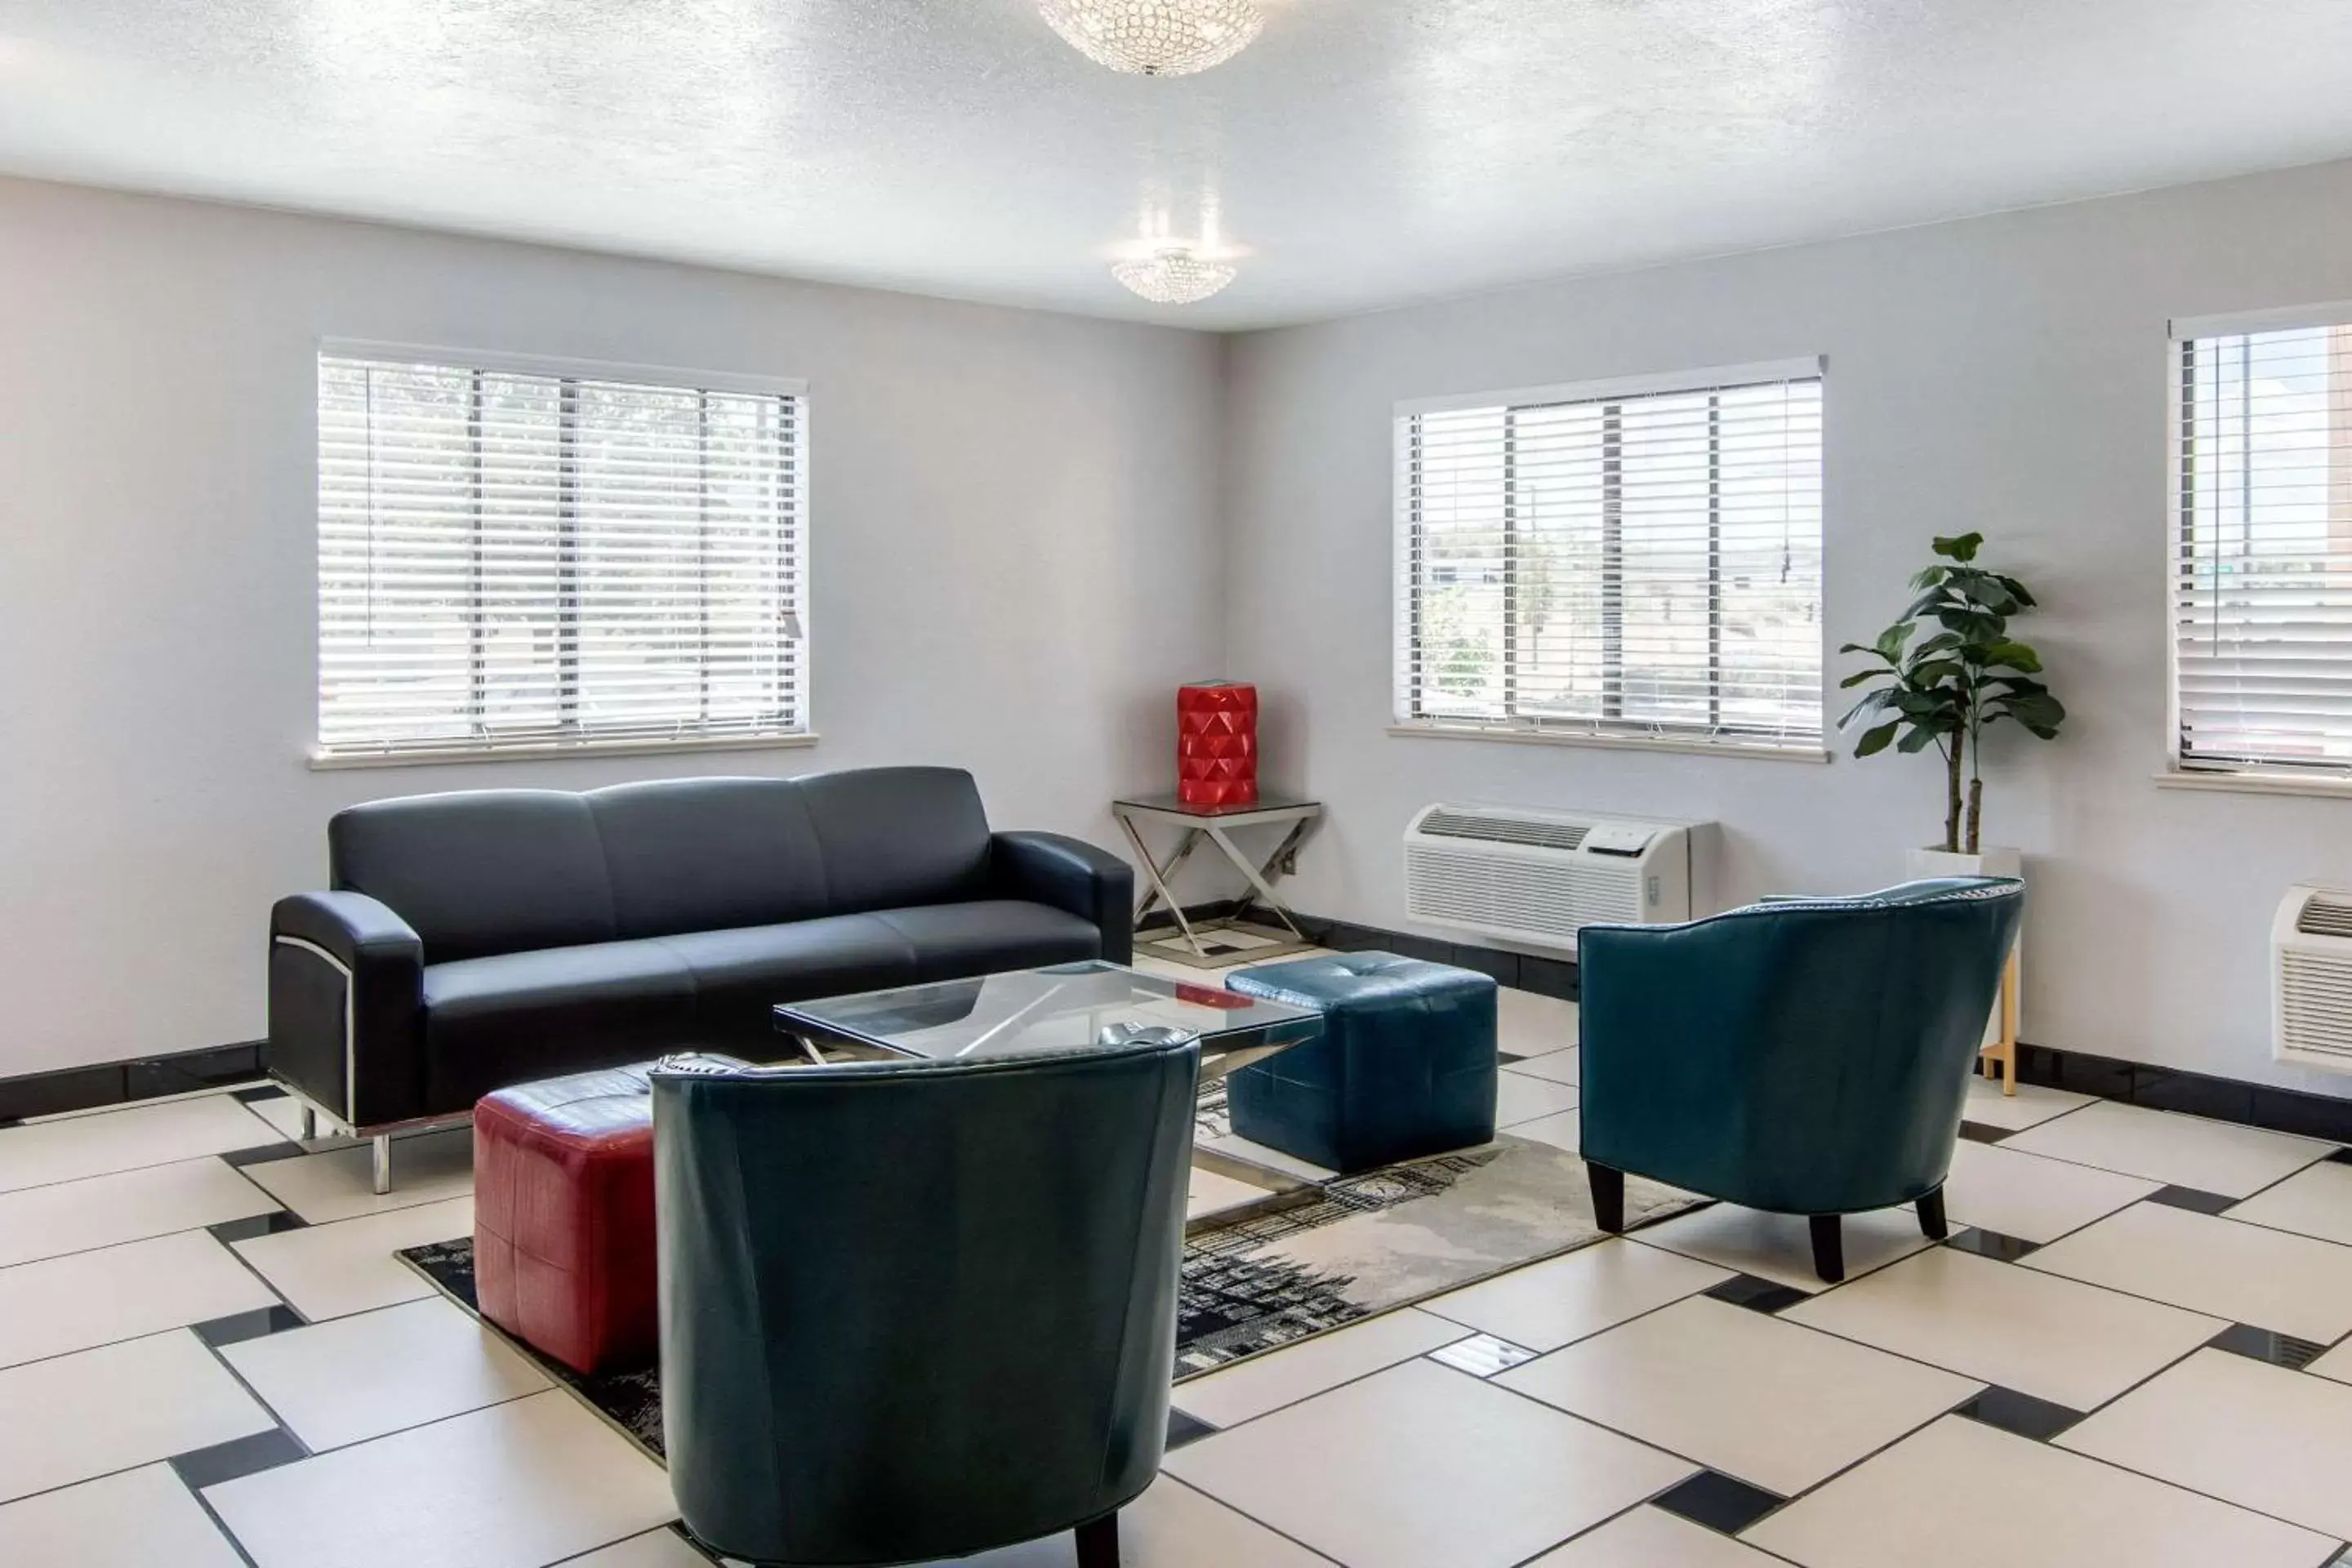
[{"left": 1581, "top": 822, "right": 1659, "bottom": 858}]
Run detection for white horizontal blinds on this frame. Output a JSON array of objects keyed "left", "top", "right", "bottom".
[
  {"left": 2175, "top": 324, "right": 2352, "bottom": 773},
  {"left": 318, "top": 354, "right": 804, "bottom": 756},
  {"left": 1398, "top": 372, "right": 1823, "bottom": 744}
]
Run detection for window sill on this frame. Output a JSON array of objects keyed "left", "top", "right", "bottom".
[
  {"left": 2153, "top": 768, "right": 2352, "bottom": 801},
  {"left": 309, "top": 732, "right": 820, "bottom": 771},
  {"left": 1386, "top": 722, "right": 1829, "bottom": 764}
]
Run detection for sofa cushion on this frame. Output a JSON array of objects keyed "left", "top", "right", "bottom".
[
  {"left": 872, "top": 899, "right": 1105, "bottom": 981},
  {"left": 332, "top": 791, "right": 617, "bottom": 963},
  {"left": 655, "top": 915, "right": 921, "bottom": 1048},
  {"left": 799, "top": 766, "right": 994, "bottom": 914},
  {"left": 421, "top": 941, "right": 697, "bottom": 1107},
  {"left": 587, "top": 777, "right": 832, "bottom": 939}
]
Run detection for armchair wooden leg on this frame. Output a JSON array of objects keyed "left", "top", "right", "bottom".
[
  {"left": 1076, "top": 1512, "right": 1120, "bottom": 1568},
  {"left": 1588, "top": 1163, "right": 1625, "bottom": 1233},
  {"left": 1917, "top": 1187, "right": 1949, "bottom": 1241},
  {"left": 1809, "top": 1214, "right": 1844, "bottom": 1284}
]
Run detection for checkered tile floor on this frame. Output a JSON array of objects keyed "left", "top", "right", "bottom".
[{"left": 6, "top": 962, "right": 2352, "bottom": 1566}]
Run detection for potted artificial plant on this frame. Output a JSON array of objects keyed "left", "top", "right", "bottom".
[{"left": 1838, "top": 531, "right": 2065, "bottom": 884}]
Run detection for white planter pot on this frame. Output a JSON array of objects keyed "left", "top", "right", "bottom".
[{"left": 1905, "top": 845, "right": 2023, "bottom": 1053}]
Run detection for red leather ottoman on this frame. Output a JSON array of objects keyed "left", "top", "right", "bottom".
[{"left": 473, "top": 1065, "right": 658, "bottom": 1376}]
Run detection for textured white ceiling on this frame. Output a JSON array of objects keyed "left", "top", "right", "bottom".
[{"left": 2, "top": 1, "right": 2351, "bottom": 328}]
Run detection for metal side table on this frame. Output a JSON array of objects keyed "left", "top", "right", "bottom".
[{"left": 1111, "top": 792, "right": 1325, "bottom": 969}]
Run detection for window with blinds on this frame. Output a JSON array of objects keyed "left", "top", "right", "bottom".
[
  {"left": 316, "top": 349, "right": 806, "bottom": 761},
  {"left": 2173, "top": 310, "right": 2352, "bottom": 777},
  {"left": 1394, "top": 362, "right": 1824, "bottom": 749}
]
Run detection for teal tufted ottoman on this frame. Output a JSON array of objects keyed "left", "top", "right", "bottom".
[{"left": 1223, "top": 952, "right": 1499, "bottom": 1174}]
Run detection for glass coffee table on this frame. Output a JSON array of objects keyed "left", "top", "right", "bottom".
[{"left": 775, "top": 961, "right": 1326, "bottom": 1228}]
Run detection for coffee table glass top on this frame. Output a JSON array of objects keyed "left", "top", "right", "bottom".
[{"left": 774, "top": 961, "right": 1322, "bottom": 1063}]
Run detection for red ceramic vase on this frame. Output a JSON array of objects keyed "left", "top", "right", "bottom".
[{"left": 1178, "top": 681, "right": 1258, "bottom": 808}]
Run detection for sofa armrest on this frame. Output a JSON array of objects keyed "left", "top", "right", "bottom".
[
  {"left": 989, "top": 831, "right": 1136, "bottom": 965},
  {"left": 269, "top": 892, "right": 426, "bottom": 1128}
]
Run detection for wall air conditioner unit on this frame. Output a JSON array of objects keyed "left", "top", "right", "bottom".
[
  {"left": 2274, "top": 886, "right": 2352, "bottom": 1073},
  {"left": 1403, "top": 804, "right": 1698, "bottom": 951}
]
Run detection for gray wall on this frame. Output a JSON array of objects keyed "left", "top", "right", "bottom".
[
  {"left": 1222, "top": 156, "right": 2352, "bottom": 1096},
  {"left": 0, "top": 176, "right": 1225, "bottom": 1076}
]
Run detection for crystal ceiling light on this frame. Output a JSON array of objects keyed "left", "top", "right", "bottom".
[
  {"left": 1111, "top": 245, "right": 1236, "bottom": 305},
  {"left": 1037, "top": 0, "right": 1265, "bottom": 78}
]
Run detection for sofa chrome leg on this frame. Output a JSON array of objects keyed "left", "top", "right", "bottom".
[
  {"left": 1588, "top": 1163, "right": 1625, "bottom": 1233},
  {"left": 1916, "top": 1186, "right": 1949, "bottom": 1241},
  {"left": 1075, "top": 1512, "right": 1120, "bottom": 1568},
  {"left": 299, "top": 1106, "right": 318, "bottom": 1143},
  {"left": 371, "top": 1134, "right": 393, "bottom": 1196},
  {"left": 1810, "top": 1214, "right": 1845, "bottom": 1283}
]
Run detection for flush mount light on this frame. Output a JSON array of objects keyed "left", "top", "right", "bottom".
[
  {"left": 1037, "top": 0, "right": 1265, "bottom": 77},
  {"left": 1111, "top": 246, "right": 1236, "bottom": 305}
]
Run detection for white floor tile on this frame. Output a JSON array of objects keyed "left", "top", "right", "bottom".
[
  {"left": 0, "top": 1463, "right": 245, "bottom": 1567},
  {"left": 1187, "top": 1169, "right": 1272, "bottom": 1220},
  {"left": 234, "top": 1196, "right": 472, "bottom": 1321},
  {"left": 563, "top": 1528, "right": 715, "bottom": 1567},
  {"left": 1508, "top": 1111, "right": 1581, "bottom": 1154},
  {"left": 222, "top": 1296, "right": 549, "bottom": 1451},
  {"left": 1422, "top": 1236, "right": 1731, "bottom": 1353},
  {"left": 1939, "top": 1138, "right": 2161, "bottom": 1245},
  {"left": 1496, "top": 1074, "right": 1579, "bottom": 1128},
  {"left": 241, "top": 1094, "right": 354, "bottom": 1152},
  {"left": 2303, "top": 1334, "right": 2352, "bottom": 1387},
  {"left": 0, "top": 1096, "right": 283, "bottom": 1194},
  {"left": 238, "top": 1126, "right": 473, "bottom": 1225},
  {"left": 1165, "top": 1357, "right": 1692, "bottom": 1568},
  {"left": 1630, "top": 1204, "right": 1933, "bottom": 1294},
  {"left": 1745, "top": 1414, "right": 2333, "bottom": 1568},
  {"left": 1173, "top": 1307, "right": 1470, "bottom": 1427},
  {"left": 1499, "top": 988, "right": 1578, "bottom": 1058},
  {"left": 2060, "top": 1348, "right": 2352, "bottom": 1542},
  {"left": 0, "top": 1228, "right": 278, "bottom": 1369},
  {"left": 2000, "top": 1100, "right": 2332, "bottom": 1199},
  {"left": 1499, "top": 1295, "right": 1976, "bottom": 1495},
  {"left": 1503, "top": 1053, "right": 1579, "bottom": 1087},
  {"left": 0, "top": 1330, "right": 274, "bottom": 1505},
  {"left": 2022, "top": 1201, "right": 2352, "bottom": 1343},
  {"left": 1528, "top": 1506, "right": 1783, "bottom": 1567},
  {"left": 2226, "top": 1156, "right": 2352, "bottom": 1247},
  {"left": 0, "top": 1156, "right": 280, "bottom": 1268},
  {"left": 1959, "top": 1076, "right": 2093, "bottom": 1132},
  {"left": 936, "top": 1476, "right": 1339, "bottom": 1566},
  {"left": 1784, "top": 1245, "right": 2223, "bottom": 1411},
  {"left": 206, "top": 1388, "right": 677, "bottom": 1568}
]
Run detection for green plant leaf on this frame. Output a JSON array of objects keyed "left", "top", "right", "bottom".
[
  {"left": 1896, "top": 724, "right": 1941, "bottom": 753},
  {"left": 1854, "top": 721, "right": 1900, "bottom": 757},
  {"left": 1934, "top": 532, "right": 1984, "bottom": 563},
  {"left": 1983, "top": 640, "right": 2042, "bottom": 672},
  {"left": 1839, "top": 669, "right": 1887, "bottom": 689}
]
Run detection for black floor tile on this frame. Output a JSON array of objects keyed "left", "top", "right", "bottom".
[
  {"left": 207, "top": 1213, "right": 306, "bottom": 1245},
  {"left": 1944, "top": 1227, "right": 2040, "bottom": 1262},
  {"left": 232, "top": 1085, "right": 290, "bottom": 1104},
  {"left": 2146, "top": 1185, "right": 2237, "bottom": 1215},
  {"left": 170, "top": 1428, "right": 308, "bottom": 1490},
  {"left": 220, "top": 1142, "right": 306, "bottom": 1170},
  {"left": 1955, "top": 1385, "right": 2083, "bottom": 1441},
  {"left": 2328, "top": 1147, "right": 2352, "bottom": 1167},
  {"left": 194, "top": 1305, "right": 307, "bottom": 1348},
  {"left": 1496, "top": 1049, "right": 1527, "bottom": 1062},
  {"left": 2207, "top": 1323, "right": 2329, "bottom": 1370},
  {"left": 1958, "top": 1121, "right": 2011, "bottom": 1145},
  {"left": 0, "top": 1117, "right": 18, "bottom": 1133},
  {"left": 1165, "top": 1407, "right": 1218, "bottom": 1451},
  {"left": 1703, "top": 1274, "right": 1809, "bottom": 1315},
  {"left": 1650, "top": 1470, "right": 1784, "bottom": 1535}
]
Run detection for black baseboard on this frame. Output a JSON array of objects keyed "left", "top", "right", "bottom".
[
  {"left": 0, "top": 1041, "right": 267, "bottom": 1127},
  {"left": 2015, "top": 1041, "right": 2352, "bottom": 1145},
  {"left": 1139, "top": 900, "right": 1582, "bottom": 1003}
]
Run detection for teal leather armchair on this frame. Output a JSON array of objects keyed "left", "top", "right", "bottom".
[
  {"left": 1578, "top": 877, "right": 2025, "bottom": 1283},
  {"left": 649, "top": 1036, "right": 1198, "bottom": 1567}
]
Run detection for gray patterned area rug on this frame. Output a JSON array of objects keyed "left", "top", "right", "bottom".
[{"left": 398, "top": 1110, "right": 1695, "bottom": 1460}]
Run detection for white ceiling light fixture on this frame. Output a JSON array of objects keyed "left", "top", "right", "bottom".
[
  {"left": 1037, "top": 0, "right": 1264, "bottom": 78},
  {"left": 1111, "top": 244, "right": 1236, "bottom": 305}
]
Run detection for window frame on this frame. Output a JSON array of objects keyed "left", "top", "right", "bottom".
[
  {"left": 1391, "top": 357, "right": 1828, "bottom": 759},
  {"left": 309, "top": 339, "right": 814, "bottom": 769},
  {"left": 2165, "top": 302, "right": 2352, "bottom": 788}
]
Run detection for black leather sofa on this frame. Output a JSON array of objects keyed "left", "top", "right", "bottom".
[{"left": 267, "top": 767, "right": 1133, "bottom": 1187}]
